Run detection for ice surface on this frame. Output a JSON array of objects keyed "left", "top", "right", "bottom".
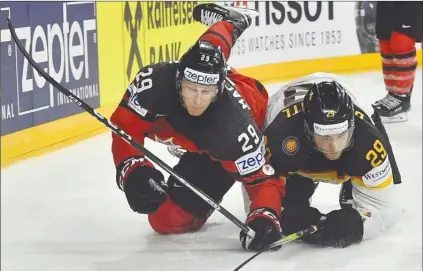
[{"left": 2, "top": 69, "right": 422, "bottom": 271}]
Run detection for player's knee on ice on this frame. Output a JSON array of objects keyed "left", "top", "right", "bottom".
[
  {"left": 167, "top": 152, "right": 235, "bottom": 217},
  {"left": 149, "top": 152, "right": 236, "bottom": 234},
  {"left": 148, "top": 198, "right": 207, "bottom": 234}
]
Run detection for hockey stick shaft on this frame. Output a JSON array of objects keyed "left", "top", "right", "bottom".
[
  {"left": 7, "top": 18, "right": 255, "bottom": 239},
  {"left": 233, "top": 226, "right": 318, "bottom": 271}
]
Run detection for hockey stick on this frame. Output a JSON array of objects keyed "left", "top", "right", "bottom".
[
  {"left": 7, "top": 18, "right": 255, "bottom": 239},
  {"left": 233, "top": 226, "right": 318, "bottom": 271}
]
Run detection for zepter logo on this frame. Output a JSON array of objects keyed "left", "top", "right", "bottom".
[
  {"left": 0, "top": 2, "right": 99, "bottom": 135},
  {"left": 184, "top": 67, "right": 220, "bottom": 85}
]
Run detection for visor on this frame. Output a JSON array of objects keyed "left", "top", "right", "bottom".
[{"left": 311, "top": 122, "right": 354, "bottom": 153}]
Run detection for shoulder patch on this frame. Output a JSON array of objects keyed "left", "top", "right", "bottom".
[
  {"left": 128, "top": 85, "right": 149, "bottom": 117},
  {"left": 235, "top": 139, "right": 266, "bottom": 175},
  {"left": 282, "top": 136, "right": 299, "bottom": 155}
]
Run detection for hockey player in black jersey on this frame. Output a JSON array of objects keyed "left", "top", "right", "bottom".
[
  {"left": 111, "top": 4, "right": 284, "bottom": 252},
  {"left": 243, "top": 73, "right": 402, "bottom": 248}
]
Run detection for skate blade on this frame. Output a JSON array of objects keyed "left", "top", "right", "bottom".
[{"left": 380, "top": 112, "right": 409, "bottom": 123}]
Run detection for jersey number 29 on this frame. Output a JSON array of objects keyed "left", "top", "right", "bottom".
[
  {"left": 366, "top": 139, "right": 387, "bottom": 167},
  {"left": 238, "top": 124, "right": 260, "bottom": 152},
  {"left": 134, "top": 68, "right": 153, "bottom": 93}
]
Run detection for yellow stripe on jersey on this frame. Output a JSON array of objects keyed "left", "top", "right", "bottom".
[
  {"left": 352, "top": 174, "right": 394, "bottom": 190},
  {"left": 291, "top": 170, "right": 351, "bottom": 185},
  {"left": 288, "top": 170, "right": 393, "bottom": 190}
]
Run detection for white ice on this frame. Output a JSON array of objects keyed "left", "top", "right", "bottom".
[{"left": 2, "top": 69, "right": 422, "bottom": 271}]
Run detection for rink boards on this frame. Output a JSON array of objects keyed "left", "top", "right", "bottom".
[{"left": 1, "top": 1, "right": 422, "bottom": 167}]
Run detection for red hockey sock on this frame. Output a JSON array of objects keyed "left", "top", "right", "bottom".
[
  {"left": 379, "top": 32, "right": 417, "bottom": 94},
  {"left": 199, "top": 21, "right": 236, "bottom": 61}
]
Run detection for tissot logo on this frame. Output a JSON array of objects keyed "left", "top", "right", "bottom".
[{"left": 124, "top": 1, "right": 143, "bottom": 80}]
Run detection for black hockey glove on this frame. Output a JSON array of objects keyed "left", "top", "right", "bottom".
[
  {"left": 279, "top": 205, "right": 323, "bottom": 236},
  {"left": 302, "top": 208, "right": 364, "bottom": 248},
  {"left": 240, "top": 208, "right": 282, "bottom": 251},
  {"left": 118, "top": 157, "right": 168, "bottom": 214}
]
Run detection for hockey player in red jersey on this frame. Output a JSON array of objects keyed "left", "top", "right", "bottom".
[
  {"left": 110, "top": 4, "right": 284, "bottom": 252},
  {"left": 372, "top": 2, "right": 422, "bottom": 123}
]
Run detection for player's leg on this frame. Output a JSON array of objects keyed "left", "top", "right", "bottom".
[
  {"left": 276, "top": 175, "right": 321, "bottom": 236},
  {"left": 148, "top": 152, "right": 235, "bottom": 234},
  {"left": 373, "top": 0, "right": 393, "bottom": 81},
  {"left": 388, "top": 2, "right": 422, "bottom": 94},
  {"left": 193, "top": 4, "right": 252, "bottom": 61},
  {"left": 281, "top": 175, "right": 318, "bottom": 209},
  {"left": 339, "top": 179, "right": 354, "bottom": 209},
  {"left": 279, "top": 175, "right": 322, "bottom": 235},
  {"left": 373, "top": 2, "right": 422, "bottom": 122},
  {"left": 375, "top": 2, "right": 395, "bottom": 42}
]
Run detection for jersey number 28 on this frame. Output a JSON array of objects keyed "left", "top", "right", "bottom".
[{"left": 238, "top": 124, "right": 260, "bottom": 152}]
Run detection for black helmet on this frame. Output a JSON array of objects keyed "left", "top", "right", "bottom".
[
  {"left": 176, "top": 40, "right": 227, "bottom": 98},
  {"left": 303, "top": 80, "right": 355, "bottom": 153}
]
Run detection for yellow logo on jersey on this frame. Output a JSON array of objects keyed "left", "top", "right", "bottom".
[
  {"left": 282, "top": 136, "right": 299, "bottom": 155},
  {"left": 326, "top": 110, "right": 336, "bottom": 118}
]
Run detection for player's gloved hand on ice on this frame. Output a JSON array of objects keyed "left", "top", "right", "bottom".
[
  {"left": 279, "top": 205, "right": 323, "bottom": 236},
  {"left": 240, "top": 208, "right": 283, "bottom": 251},
  {"left": 118, "top": 157, "right": 168, "bottom": 214},
  {"left": 302, "top": 208, "right": 364, "bottom": 248}
]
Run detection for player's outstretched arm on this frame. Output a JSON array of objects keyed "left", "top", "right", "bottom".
[
  {"left": 111, "top": 67, "right": 168, "bottom": 215},
  {"left": 239, "top": 168, "right": 286, "bottom": 252},
  {"left": 301, "top": 165, "right": 401, "bottom": 248},
  {"left": 220, "top": 155, "right": 285, "bottom": 252}
]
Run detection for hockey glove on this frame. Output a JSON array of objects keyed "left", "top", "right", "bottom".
[
  {"left": 240, "top": 208, "right": 282, "bottom": 251},
  {"left": 280, "top": 205, "right": 323, "bottom": 236},
  {"left": 118, "top": 157, "right": 168, "bottom": 214},
  {"left": 302, "top": 208, "right": 364, "bottom": 248}
]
